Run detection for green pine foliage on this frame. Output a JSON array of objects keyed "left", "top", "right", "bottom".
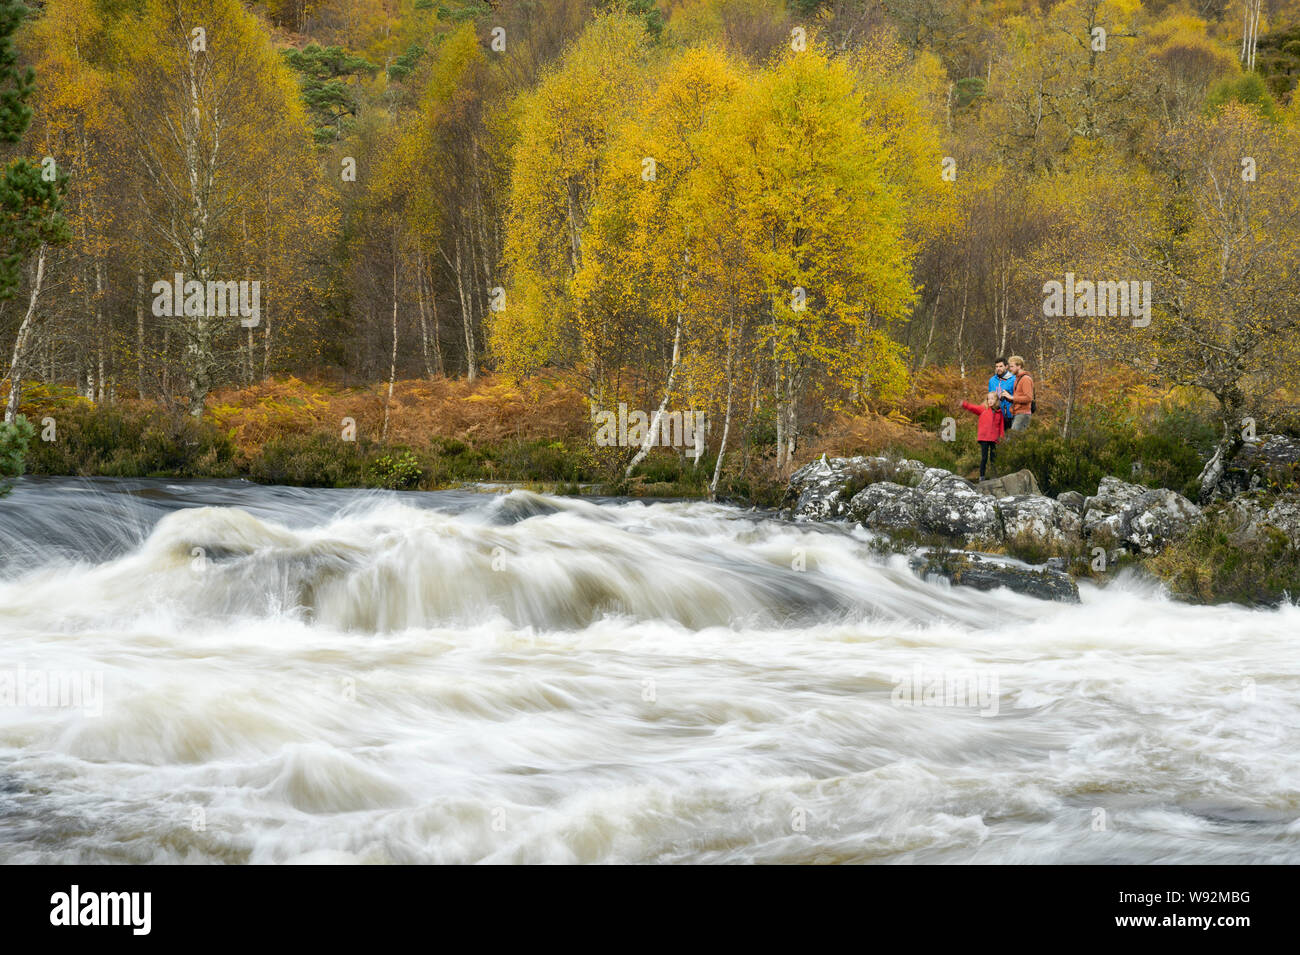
[
  {"left": 0, "top": 0, "right": 67, "bottom": 301},
  {"left": 282, "top": 44, "right": 380, "bottom": 146},
  {"left": 0, "top": 412, "right": 33, "bottom": 494}
]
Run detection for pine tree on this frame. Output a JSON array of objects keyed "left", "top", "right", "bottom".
[
  {"left": 282, "top": 44, "right": 379, "bottom": 146},
  {"left": 0, "top": 0, "right": 68, "bottom": 432},
  {"left": 0, "top": 0, "right": 67, "bottom": 304}
]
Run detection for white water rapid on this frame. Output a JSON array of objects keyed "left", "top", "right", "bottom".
[{"left": 1, "top": 478, "right": 1297, "bottom": 863}]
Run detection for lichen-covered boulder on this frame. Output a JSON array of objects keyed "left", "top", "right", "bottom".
[
  {"left": 1082, "top": 477, "right": 1149, "bottom": 541},
  {"left": 977, "top": 469, "right": 1041, "bottom": 499},
  {"left": 847, "top": 482, "right": 925, "bottom": 533},
  {"left": 1265, "top": 498, "right": 1300, "bottom": 547},
  {"left": 1056, "top": 491, "right": 1086, "bottom": 514},
  {"left": 1208, "top": 434, "right": 1300, "bottom": 502},
  {"left": 915, "top": 465, "right": 962, "bottom": 493},
  {"left": 783, "top": 455, "right": 873, "bottom": 520},
  {"left": 917, "top": 476, "right": 1003, "bottom": 543},
  {"left": 783, "top": 455, "right": 925, "bottom": 520},
  {"left": 1197, "top": 493, "right": 1300, "bottom": 552},
  {"left": 998, "top": 495, "right": 1081, "bottom": 548},
  {"left": 1217, "top": 495, "right": 1271, "bottom": 546},
  {"left": 845, "top": 473, "right": 1005, "bottom": 545},
  {"left": 1121, "top": 488, "right": 1202, "bottom": 555}
]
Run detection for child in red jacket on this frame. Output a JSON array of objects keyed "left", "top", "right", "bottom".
[{"left": 961, "top": 392, "right": 1005, "bottom": 481}]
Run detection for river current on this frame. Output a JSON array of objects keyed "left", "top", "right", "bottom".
[{"left": 1, "top": 477, "right": 1296, "bottom": 863}]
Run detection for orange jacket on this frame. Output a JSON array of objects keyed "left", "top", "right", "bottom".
[{"left": 1011, "top": 373, "right": 1034, "bottom": 415}]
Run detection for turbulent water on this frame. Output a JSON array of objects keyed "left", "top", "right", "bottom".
[{"left": 1, "top": 476, "right": 1297, "bottom": 864}]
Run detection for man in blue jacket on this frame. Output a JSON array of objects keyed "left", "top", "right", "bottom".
[{"left": 988, "top": 358, "right": 1016, "bottom": 425}]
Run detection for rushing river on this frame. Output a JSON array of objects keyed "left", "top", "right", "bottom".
[{"left": 0, "top": 476, "right": 1297, "bottom": 864}]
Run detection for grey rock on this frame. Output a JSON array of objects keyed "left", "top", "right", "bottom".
[
  {"left": 1206, "top": 493, "right": 1300, "bottom": 549},
  {"left": 792, "top": 483, "right": 847, "bottom": 521},
  {"left": 784, "top": 455, "right": 925, "bottom": 520},
  {"left": 1209, "top": 434, "right": 1300, "bottom": 502},
  {"left": 977, "top": 469, "right": 1041, "bottom": 498},
  {"left": 892, "top": 458, "right": 931, "bottom": 482},
  {"left": 1080, "top": 478, "right": 1200, "bottom": 554},
  {"left": 1056, "top": 491, "right": 1086, "bottom": 514},
  {"left": 784, "top": 455, "right": 874, "bottom": 520},
  {"left": 1081, "top": 475, "right": 1201, "bottom": 553},
  {"left": 783, "top": 457, "right": 1155, "bottom": 554},
  {"left": 910, "top": 552, "right": 1079, "bottom": 603},
  {"left": 847, "top": 482, "right": 924, "bottom": 532},
  {"left": 917, "top": 478, "right": 1002, "bottom": 543},
  {"left": 840, "top": 469, "right": 1004, "bottom": 545},
  {"left": 1120, "top": 488, "right": 1201, "bottom": 555},
  {"left": 998, "top": 494, "right": 1081, "bottom": 548},
  {"left": 915, "top": 466, "right": 960, "bottom": 493},
  {"left": 1265, "top": 499, "right": 1300, "bottom": 547},
  {"left": 1083, "top": 477, "right": 1149, "bottom": 541},
  {"left": 1218, "top": 496, "right": 1270, "bottom": 546}
]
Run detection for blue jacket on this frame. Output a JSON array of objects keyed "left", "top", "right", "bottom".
[{"left": 989, "top": 372, "right": 1016, "bottom": 419}]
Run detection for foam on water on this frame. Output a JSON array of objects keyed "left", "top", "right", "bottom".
[{"left": 1, "top": 479, "right": 1297, "bottom": 863}]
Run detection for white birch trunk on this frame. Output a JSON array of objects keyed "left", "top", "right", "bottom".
[
  {"left": 625, "top": 313, "right": 683, "bottom": 478},
  {"left": 382, "top": 257, "right": 399, "bottom": 441},
  {"left": 4, "top": 246, "right": 48, "bottom": 425}
]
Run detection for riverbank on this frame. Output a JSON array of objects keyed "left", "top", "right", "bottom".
[
  {"left": 1, "top": 365, "right": 1252, "bottom": 509},
  {"left": 7, "top": 375, "right": 778, "bottom": 502}
]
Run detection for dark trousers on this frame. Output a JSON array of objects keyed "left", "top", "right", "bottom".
[{"left": 979, "top": 440, "right": 997, "bottom": 480}]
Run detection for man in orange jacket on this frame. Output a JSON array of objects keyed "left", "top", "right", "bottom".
[{"left": 1008, "top": 355, "right": 1034, "bottom": 431}]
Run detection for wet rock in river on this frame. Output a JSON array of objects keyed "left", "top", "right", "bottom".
[{"left": 910, "top": 552, "right": 1080, "bottom": 603}]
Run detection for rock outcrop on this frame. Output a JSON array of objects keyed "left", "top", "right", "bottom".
[
  {"left": 977, "top": 469, "right": 1041, "bottom": 498},
  {"left": 1266, "top": 499, "right": 1300, "bottom": 546},
  {"left": 999, "top": 494, "right": 1081, "bottom": 549},
  {"left": 787, "top": 457, "right": 1201, "bottom": 557},
  {"left": 910, "top": 552, "right": 1080, "bottom": 603},
  {"left": 1056, "top": 491, "right": 1086, "bottom": 514},
  {"left": 917, "top": 475, "right": 1003, "bottom": 543},
  {"left": 1081, "top": 477, "right": 1148, "bottom": 541},
  {"left": 1214, "top": 493, "right": 1300, "bottom": 549},
  {"left": 783, "top": 455, "right": 923, "bottom": 521},
  {"left": 1120, "top": 488, "right": 1202, "bottom": 555},
  {"left": 1077, "top": 478, "right": 1201, "bottom": 554},
  {"left": 846, "top": 482, "right": 924, "bottom": 533},
  {"left": 1206, "top": 434, "right": 1300, "bottom": 502}
]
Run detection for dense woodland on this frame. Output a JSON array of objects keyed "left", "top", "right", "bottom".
[{"left": 2, "top": 0, "right": 1300, "bottom": 491}]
